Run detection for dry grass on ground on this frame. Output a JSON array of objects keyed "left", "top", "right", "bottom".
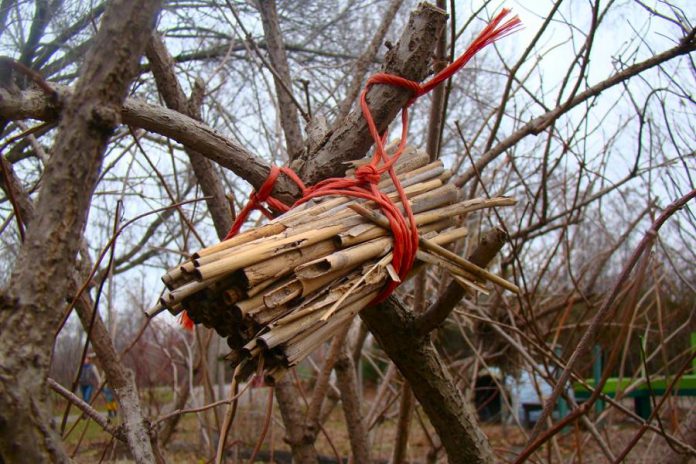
[{"left": 57, "top": 388, "right": 687, "bottom": 463}]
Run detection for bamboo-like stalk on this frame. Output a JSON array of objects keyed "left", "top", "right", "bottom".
[
  {"left": 242, "top": 239, "right": 338, "bottom": 287},
  {"left": 340, "top": 218, "right": 453, "bottom": 247},
  {"left": 263, "top": 261, "right": 363, "bottom": 309},
  {"left": 282, "top": 175, "right": 445, "bottom": 232},
  {"left": 283, "top": 291, "right": 378, "bottom": 365},
  {"left": 413, "top": 196, "right": 517, "bottom": 226},
  {"left": 280, "top": 156, "right": 443, "bottom": 223},
  {"left": 145, "top": 301, "right": 166, "bottom": 318},
  {"left": 415, "top": 249, "right": 479, "bottom": 287},
  {"left": 295, "top": 237, "right": 391, "bottom": 280},
  {"left": 248, "top": 304, "right": 289, "bottom": 326},
  {"left": 234, "top": 280, "right": 281, "bottom": 318},
  {"left": 335, "top": 184, "right": 458, "bottom": 247},
  {"left": 263, "top": 278, "right": 303, "bottom": 309},
  {"left": 297, "top": 263, "right": 364, "bottom": 296},
  {"left": 257, "top": 305, "right": 339, "bottom": 350},
  {"left": 192, "top": 177, "right": 445, "bottom": 270},
  {"left": 419, "top": 238, "right": 520, "bottom": 293},
  {"left": 430, "top": 225, "right": 468, "bottom": 244},
  {"left": 169, "top": 148, "right": 445, "bottom": 282},
  {"left": 345, "top": 145, "right": 424, "bottom": 178},
  {"left": 162, "top": 266, "right": 190, "bottom": 289},
  {"left": 241, "top": 222, "right": 467, "bottom": 334},
  {"left": 193, "top": 222, "right": 287, "bottom": 259},
  {"left": 161, "top": 275, "right": 224, "bottom": 306},
  {"left": 330, "top": 224, "right": 469, "bottom": 311},
  {"left": 349, "top": 204, "right": 520, "bottom": 293},
  {"left": 285, "top": 320, "right": 352, "bottom": 366},
  {"left": 276, "top": 270, "right": 387, "bottom": 327},
  {"left": 279, "top": 145, "right": 431, "bottom": 224},
  {"left": 195, "top": 224, "right": 345, "bottom": 281},
  {"left": 382, "top": 161, "right": 445, "bottom": 194},
  {"left": 320, "top": 255, "right": 391, "bottom": 320},
  {"left": 452, "top": 274, "right": 490, "bottom": 294},
  {"left": 170, "top": 302, "right": 184, "bottom": 315},
  {"left": 245, "top": 272, "right": 286, "bottom": 298},
  {"left": 179, "top": 260, "right": 196, "bottom": 274}
]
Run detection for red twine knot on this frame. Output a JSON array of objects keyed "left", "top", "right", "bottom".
[{"left": 355, "top": 164, "right": 382, "bottom": 185}]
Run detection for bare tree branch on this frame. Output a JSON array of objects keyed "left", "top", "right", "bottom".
[
  {"left": 146, "top": 33, "right": 233, "bottom": 238},
  {"left": 334, "top": 0, "right": 404, "bottom": 122},
  {"left": 47, "top": 377, "right": 125, "bottom": 442},
  {"left": 455, "top": 30, "right": 696, "bottom": 187},
  {"left": 256, "top": 0, "right": 305, "bottom": 160}
]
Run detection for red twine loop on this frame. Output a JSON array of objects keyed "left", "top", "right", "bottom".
[
  {"left": 181, "top": 9, "right": 521, "bottom": 328},
  {"left": 224, "top": 165, "right": 307, "bottom": 239}
]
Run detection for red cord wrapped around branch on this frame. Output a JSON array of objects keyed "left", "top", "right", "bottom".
[{"left": 180, "top": 9, "right": 521, "bottom": 329}]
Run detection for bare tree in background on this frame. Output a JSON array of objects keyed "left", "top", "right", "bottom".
[{"left": 0, "top": 0, "right": 694, "bottom": 463}]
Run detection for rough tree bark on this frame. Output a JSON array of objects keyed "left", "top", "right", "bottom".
[
  {"left": 334, "top": 0, "right": 404, "bottom": 122},
  {"left": 274, "top": 376, "right": 320, "bottom": 463},
  {"left": 71, "top": 265, "right": 159, "bottom": 463},
  {"left": 361, "top": 229, "right": 508, "bottom": 464},
  {"left": 0, "top": 0, "right": 161, "bottom": 461},
  {"left": 294, "top": 3, "right": 447, "bottom": 184},
  {"left": 334, "top": 342, "right": 370, "bottom": 464}
]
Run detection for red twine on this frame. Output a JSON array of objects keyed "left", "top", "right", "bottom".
[{"left": 180, "top": 9, "right": 521, "bottom": 329}]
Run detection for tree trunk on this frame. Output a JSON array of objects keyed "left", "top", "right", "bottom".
[
  {"left": 360, "top": 229, "right": 507, "bottom": 464},
  {"left": 0, "top": 0, "right": 161, "bottom": 461}
]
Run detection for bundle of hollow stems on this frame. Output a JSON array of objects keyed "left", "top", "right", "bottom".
[{"left": 149, "top": 146, "right": 518, "bottom": 379}]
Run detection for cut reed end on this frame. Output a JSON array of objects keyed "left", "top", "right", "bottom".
[{"left": 145, "top": 302, "right": 167, "bottom": 318}]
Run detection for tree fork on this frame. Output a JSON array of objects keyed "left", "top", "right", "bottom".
[{"left": 361, "top": 228, "right": 507, "bottom": 464}]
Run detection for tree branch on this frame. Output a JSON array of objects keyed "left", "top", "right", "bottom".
[
  {"left": 454, "top": 29, "right": 696, "bottom": 187},
  {"left": 526, "top": 189, "right": 696, "bottom": 446},
  {"left": 361, "top": 296, "right": 494, "bottom": 464},
  {"left": 360, "top": 227, "right": 509, "bottom": 463},
  {"left": 47, "top": 377, "right": 125, "bottom": 442},
  {"left": 334, "top": 0, "right": 404, "bottom": 122},
  {"left": 0, "top": 3, "right": 449, "bottom": 211},
  {"left": 294, "top": 3, "right": 448, "bottom": 184},
  {"left": 415, "top": 228, "right": 507, "bottom": 335},
  {"left": 256, "top": 0, "right": 305, "bottom": 159},
  {"left": 334, "top": 337, "right": 370, "bottom": 464},
  {"left": 146, "top": 33, "right": 233, "bottom": 238}
]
